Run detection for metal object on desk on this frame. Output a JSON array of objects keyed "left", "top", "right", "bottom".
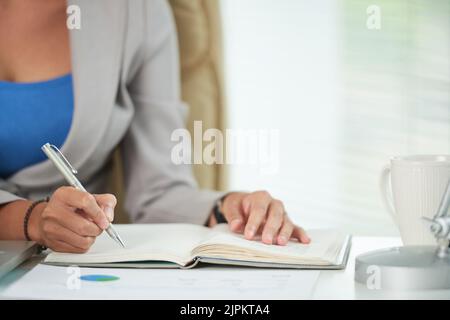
[{"left": 355, "top": 178, "right": 450, "bottom": 290}]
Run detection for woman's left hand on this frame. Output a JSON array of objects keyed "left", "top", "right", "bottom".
[{"left": 209, "top": 191, "right": 310, "bottom": 246}]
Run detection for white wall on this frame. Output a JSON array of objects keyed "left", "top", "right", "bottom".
[{"left": 220, "top": 0, "right": 450, "bottom": 236}]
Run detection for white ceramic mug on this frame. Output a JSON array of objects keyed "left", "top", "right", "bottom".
[{"left": 380, "top": 155, "right": 450, "bottom": 245}]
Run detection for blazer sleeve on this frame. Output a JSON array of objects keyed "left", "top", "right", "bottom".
[
  {"left": 0, "top": 179, "right": 24, "bottom": 206},
  {"left": 121, "top": 0, "right": 225, "bottom": 224}
]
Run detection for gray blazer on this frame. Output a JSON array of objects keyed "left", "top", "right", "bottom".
[{"left": 0, "top": 0, "right": 223, "bottom": 224}]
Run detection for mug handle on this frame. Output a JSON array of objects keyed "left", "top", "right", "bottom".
[{"left": 379, "top": 164, "right": 398, "bottom": 224}]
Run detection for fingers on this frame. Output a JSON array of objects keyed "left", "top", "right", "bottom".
[
  {"left": 42, "top": 204, "right": 102, "bottom": 237},
  {"left": 292, "top": 226, "right": 311, "bottom": 244},
  {"left": 93, "top": 194, "right": 117, "bottom": 222},
  {"left": 49, "top": 239, "right": 91, "bottom": 254},
  {"left": 38, "top": 187, "right": 117, "bottom": 253},
  {"left": 221, "top": 191, "right": 310, "bottom": 246},
  {"left": 52, "top": 187, "right": 110, "bottom": 229},
  {"left": 277, "top": 217, "right": 295, "bottom": 245},
  {"left": 221, "top": 194, "right": 245, "bottom": 232},
  {"left": 261, "top": 200, "right": 284, "bottom": 244},
  {"left": 42, "top": 220, "right": 96, "bottom": 252},
  {"left": 243, "top": 191, "right": 272, "bottom": 240}
]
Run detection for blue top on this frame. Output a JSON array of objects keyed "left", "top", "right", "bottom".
[{"left": 0, "top": 74, "right": 74, "bottom": 179}]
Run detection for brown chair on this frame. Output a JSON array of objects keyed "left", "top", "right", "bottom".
[{"left": 109, "top": 0, "right": 227, "bottom": 223}]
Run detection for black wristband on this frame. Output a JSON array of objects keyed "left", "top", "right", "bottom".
[
  {"left": 213, "top": 196, "right": 228, "bottom": 224},
  {"left": 23, "top": 197, "right": 49, "bottom": 242}
]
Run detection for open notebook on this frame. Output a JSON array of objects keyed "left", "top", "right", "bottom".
[{"left": 44, "top": 224, "right": 352, "bottom": 269}]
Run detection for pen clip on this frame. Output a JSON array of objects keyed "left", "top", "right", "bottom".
[{"left": 49, "top": 144, "right": 78, "bottom": 175}]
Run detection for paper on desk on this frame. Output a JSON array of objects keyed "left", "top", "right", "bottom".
[{"left": 2, "top": 264, "right": 320, "bottom": 299}]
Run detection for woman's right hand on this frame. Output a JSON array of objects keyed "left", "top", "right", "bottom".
[{"left": 30, "top": 186, "right": 116, "bottom": 253}]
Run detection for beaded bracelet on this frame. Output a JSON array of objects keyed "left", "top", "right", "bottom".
[{"left": 23, "top": 197, "right": 49, "bottom": 242}]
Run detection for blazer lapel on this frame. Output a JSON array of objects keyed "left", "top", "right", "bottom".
[{"left": 9, "top": 0, "right": 126, "bottom": 187}]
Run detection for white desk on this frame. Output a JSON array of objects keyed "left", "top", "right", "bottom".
[{"left": 1, "top": 237, "right": 449, "bottom": 299}]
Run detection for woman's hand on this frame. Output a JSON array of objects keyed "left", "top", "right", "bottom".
[
  {"left": 210, "top": 191, "right": 310, "bottom": 246},
  {"left": 30, "top": 186, "right": 116, "bottom": 253}
]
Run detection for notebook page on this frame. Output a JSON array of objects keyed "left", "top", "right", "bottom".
[
  {"left": 44, "top": 224, "right": 212, "bottom": 266},
  {"left": 193, "top": 225, "right": 347, "bottom": 265}
]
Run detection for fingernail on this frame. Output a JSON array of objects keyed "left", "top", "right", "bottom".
[
  {"left": 263, "top": 233, "right": 273, "bottom": 244},
  {"left": 230, "top": 219, "right": 241, "bottom": 230},
  {"left": 278, "top": 235, "right": 287, "bottom": 245},
  {"left": 101, "top": 219, "right": 109, "bottom": 229},
  {"left": 104, "top": 206, "right": 114, "bottom": 222},
  {"left": 246, "top": 226, "right": 256, "bottom": 238}
]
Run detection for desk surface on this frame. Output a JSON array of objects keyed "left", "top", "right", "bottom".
[{"left": 1, "top": 236, "right": 449, "bottom": 300}]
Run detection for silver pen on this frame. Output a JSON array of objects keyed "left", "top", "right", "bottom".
[{"left": 41, "top": 143, "right": 126, "bottom": 248}]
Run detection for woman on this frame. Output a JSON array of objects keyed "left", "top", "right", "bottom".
[{"left": 0, "top": 0, "right": 309, "bottom": 253}]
